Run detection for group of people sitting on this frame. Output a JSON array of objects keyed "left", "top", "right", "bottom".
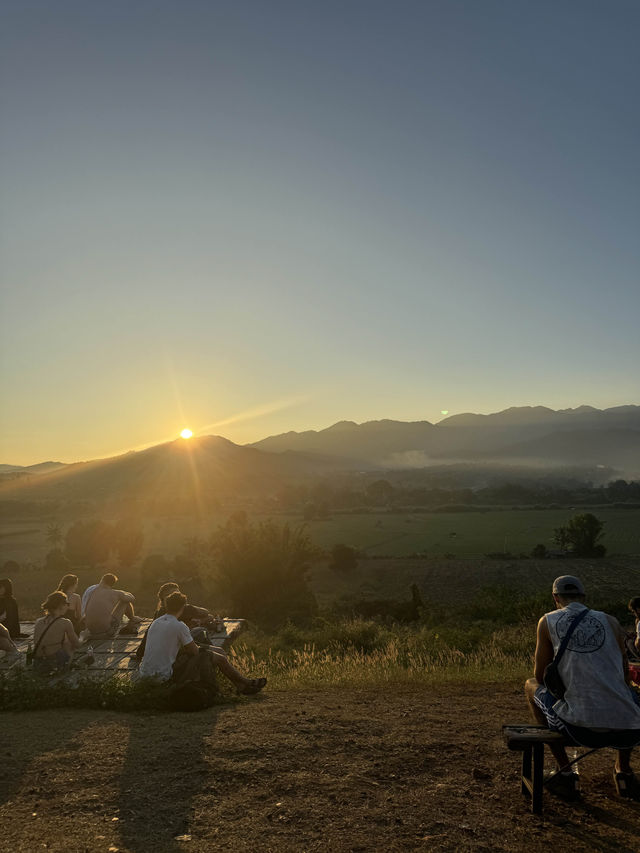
[{"left": 0, "top": 573, "right": 266, "bottom": 697}]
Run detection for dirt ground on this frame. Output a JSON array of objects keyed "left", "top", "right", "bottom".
[{"left": 2, "top": 684, "right": 640, "bottom": 853}]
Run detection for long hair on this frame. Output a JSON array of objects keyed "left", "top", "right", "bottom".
[
  {"left": 0, "top": 578, "right": 13, "bottom": 598},
  {"left": 57, "top": 573, "right": 78, "bottom": 594},
  {"left": 157, "top": 582, "right": 179, "bottom": 611}
]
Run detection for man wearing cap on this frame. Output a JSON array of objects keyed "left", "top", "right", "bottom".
[{"left": 525, "top": 575, "right": 640, "bottom": 801}]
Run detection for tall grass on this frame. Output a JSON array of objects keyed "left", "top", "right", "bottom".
[{"left": 230, "top": 618, "right": 533, "bottom": 689}]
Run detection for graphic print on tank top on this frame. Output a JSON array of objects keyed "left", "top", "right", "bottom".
[{"left": 555, "top": 610, "right": 605, "bottom": 654}]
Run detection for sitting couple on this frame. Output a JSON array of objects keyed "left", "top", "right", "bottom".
[{"left": 138, "top": 585, "right": 266, "bottom": 696}]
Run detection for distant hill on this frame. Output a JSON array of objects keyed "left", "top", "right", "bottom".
[
  {"left": 0, "top": 461, "right": 67, "bottom": 475},
  {"left": 0, "top": 437, "right": 342, "bottom": 509},
  {"left": 251, "top": 406, "right": 640, "bottom": 472}
]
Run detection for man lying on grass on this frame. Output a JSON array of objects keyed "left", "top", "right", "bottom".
[
  {"left": 525, "top": 575, "right": 640, "bottom": 801},
  {"left": 139, "top": 591, "right": 266, "bottom": 696}
]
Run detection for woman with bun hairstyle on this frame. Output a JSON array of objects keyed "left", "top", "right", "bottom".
[{"left": 32, "top": 591, "right": 81, "bottom": 673}]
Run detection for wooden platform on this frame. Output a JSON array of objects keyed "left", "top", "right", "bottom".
[{"left": 0, "top": 618, "right": 246, "bottom": 675}]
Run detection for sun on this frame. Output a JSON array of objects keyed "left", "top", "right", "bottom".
[{"left": 180, "top": 428, "right": 193, "bottom": 439}]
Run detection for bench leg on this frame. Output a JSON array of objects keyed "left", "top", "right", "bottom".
[
  {"left": 531, "top": 743, "right": 544, "bottom": 815},
  {"left": 520, "top": 744, "right": 545, "bottom": 815},
  {"left": 521, "top": 747, "right": 532, "bottom": 796}
]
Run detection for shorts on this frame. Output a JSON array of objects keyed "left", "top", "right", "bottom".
[{"left": 533, "top": 685, "right": 570, "bottom": 734}]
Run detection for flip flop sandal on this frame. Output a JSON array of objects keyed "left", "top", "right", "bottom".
[{"left": 239, "top": 677, "right": 267, "bottom": 695}]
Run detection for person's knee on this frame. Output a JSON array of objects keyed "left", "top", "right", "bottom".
[{"left": 524, "top": 678, "right": 540, "bottom": 698}]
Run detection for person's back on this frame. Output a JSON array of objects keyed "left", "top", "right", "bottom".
[
  {"left": 85, "top": 584, "right": 123, "bottom": 634},
  {"left": 546, "top": 601, "right": 640, "bottom": 730},
  {"left": 139, "top": 612, "right": 192, "bottom": 681},
  {"left": 34, "top": 613, "right": 74, "bottom": 659}
]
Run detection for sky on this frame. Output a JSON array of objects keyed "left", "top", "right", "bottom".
[{"left": 1, "top": 0, "right": 639, "bottom": 465}]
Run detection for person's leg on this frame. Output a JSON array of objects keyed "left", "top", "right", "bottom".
[
  {"left": 206, "top": 648, "right": 266, "bottom": 693},
  {"left": 525, "top": 678, "right": 570, "bottom": 769},
  {"left": 617, "top": 749, "right": 633, "bottom": 775},
  {"left": 123, "top": 601, "right": 143, "bottom": 623},
  {"left": 0, "top": 623, "right": 18, "bottom": 654}
]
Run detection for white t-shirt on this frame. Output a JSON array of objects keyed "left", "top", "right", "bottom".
[{"left": 139, "top": 614, "right": 193, "bottom": 681}]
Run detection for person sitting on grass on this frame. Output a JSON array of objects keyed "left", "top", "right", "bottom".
[
  {"left": 0, "top": 577, "right": 26, "bottom": 639},
  {"left": 33, "top": 591, "right": 81, "bottom": 674},
  {"left": 139, "top": 591, "right": 266, "bottom": 695},
  {"left": 0, "top": 622, "right": 21, "bottom": 662},
  {"left": 84, "top": 573, "right": 143, "bottom": 639},
  {"left": 525, "top": 575, "right": 640, "bottom": 801},
  {"left": 57, "top": 573, "right": 83, "bottom": 632}
]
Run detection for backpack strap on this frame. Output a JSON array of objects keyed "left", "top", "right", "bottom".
[
  {"left": 32, "top": 616, "right": 63, "bottom": 658},
  {"left": 552, "top": 607, "right": 590, "bottom": 668}
]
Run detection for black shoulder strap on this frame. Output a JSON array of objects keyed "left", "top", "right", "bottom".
[
  {"left": 553, "top": 608, "right": 590, "bottom": 668},
  {"left": 33, "top": 616, "right": 63, "bottom": 657}
]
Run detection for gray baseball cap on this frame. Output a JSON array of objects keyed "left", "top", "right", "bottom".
[{"left": 552, "top": 575, "right": 586, "bottom": 596}]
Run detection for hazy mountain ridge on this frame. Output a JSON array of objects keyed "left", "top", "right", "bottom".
[
  {"left": 251, "top": 405, "right": 640, "bottom": 470},
  {"left": 0, "top": 405, "right": 638, "bottom": 508}
]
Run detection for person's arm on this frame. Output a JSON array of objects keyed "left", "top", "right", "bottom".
[
  {"left": 179, "top": 621, "right": 199, "bottom": 656},
  {"left": 64, "top": 620, "right": 81, "bottom": 650},
  {"left": 533, "top": 615, "right": 554, "bottom": 684},
  {"left": 72, "top": 594, "right": 82, "bottom": 621},
  {"left": 183, "top": 640, "right": 199, "bottom": 657},
  {"left": 116, "top": 590, "right": 135, "bottom": 603}
]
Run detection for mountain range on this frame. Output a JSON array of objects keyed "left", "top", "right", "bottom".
[
  {"left": 1, "top": 405, "right": 638, "bottom": 506},
  {"left": 251, "top": 405, "right": 640, "bottom": 469}
]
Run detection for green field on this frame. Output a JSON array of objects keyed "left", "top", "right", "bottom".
[
  {"left": 303, "top": 507, "right": 640, "bottom": 557},
  {"left": 1, "top": 508, "right": 639, "bottom": 570}
]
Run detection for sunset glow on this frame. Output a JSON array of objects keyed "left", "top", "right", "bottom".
[{"left": 180, "top": 429, "right": 193, "bottom": 439}]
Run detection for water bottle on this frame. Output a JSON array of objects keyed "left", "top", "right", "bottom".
[{"left": 86, "top": 644, "right": 95, "bottom": 666}]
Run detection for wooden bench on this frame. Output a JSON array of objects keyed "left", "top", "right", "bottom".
[
  {"left": 0, "top": 618, "right": 246, "bottom": 676},
  {"left": 503, "top": 724, "right": 572, "bottom": 814}
]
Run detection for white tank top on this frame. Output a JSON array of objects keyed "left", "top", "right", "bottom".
[{"left": 546, "top": 602, "right": 640, "bottom": 729}]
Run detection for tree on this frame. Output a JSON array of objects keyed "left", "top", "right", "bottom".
[
  {"left": 366, "top": 480, "right": 395, "bottom": 506},
  {"left": 65, "top": 519, "right": 114, "bottom": 566},
  {"left": 553, "top": 513, "right": 606, "bottom": 557},
  {"left": 210, "top": 519, "right": 318, "bottom": 627},
  {"left": 531, "top": 543, "right": 548, "bottom": 559},
  {"left": 46, "top": 524, "right": 63, "bottom": 549},
  {"left": 329, "top": 543, "right": 358, "bottom": 572},
  {"left": 113, "top": 519, "right": 144, "bottom": 567},
  {"left": 45, "top": 548, "right": 70, "bottom": 573}
]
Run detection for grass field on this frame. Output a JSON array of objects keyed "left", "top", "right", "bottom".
[
  {"left": 2, "top": 507, "right": 640, "bottom": 569},
  {"left": 303, "top": 507, "right": 640, "bottom": 558}
]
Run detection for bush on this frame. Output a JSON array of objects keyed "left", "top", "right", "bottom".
[
  {"left": 45, "top": 548, "right": 71, "bottom": 573},
  {"left": 329, "top": 544, "right": 358, "bottom": 572},
  {"left": 65, "top": 519, "right": 114, "bottom": 566},
  {"left": 210, "top": 519, "right": 318, "bottom": 628}
]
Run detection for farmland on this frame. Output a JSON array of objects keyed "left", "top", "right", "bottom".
[{"left": 2, "top": 508, "right": 639, "bottom": 570}]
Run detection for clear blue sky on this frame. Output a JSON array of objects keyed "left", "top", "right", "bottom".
[{"left": 1, "top": 0, "right": 639, "bottom": 464}]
